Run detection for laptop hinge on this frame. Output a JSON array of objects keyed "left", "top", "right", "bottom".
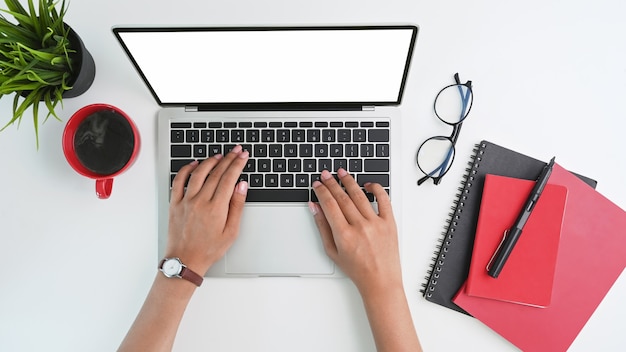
[
  {"left": 185, "top": 105, "right": 199, "bottom": 112},
  {"left": 362, "top": 105, "right": 376, "bottom": 111}
]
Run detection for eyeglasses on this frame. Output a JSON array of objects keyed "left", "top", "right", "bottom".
[{"left": 416, "top": 73, "right": 473, "bottom": 186}]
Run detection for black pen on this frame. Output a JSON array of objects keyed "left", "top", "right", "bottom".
[{"left": 487, "top": 157, "right": 556, "bottom": 278}]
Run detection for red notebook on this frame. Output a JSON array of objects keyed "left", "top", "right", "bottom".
[
  {"left": 453, "top": 164, "right": 626, "bottom": 352},
  {"left": 465, "top": 174, "right": 568, "bottom": 307}
]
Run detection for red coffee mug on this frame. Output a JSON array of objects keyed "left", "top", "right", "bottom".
[{"left": 62, "top": 104, "right": 141, "bottom": 199}]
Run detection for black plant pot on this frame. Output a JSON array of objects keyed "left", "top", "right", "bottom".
[{"left": 63, "top": 25, "right": 96, "bottom": 98}]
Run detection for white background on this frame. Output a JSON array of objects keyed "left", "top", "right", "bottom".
[{"left": 1, "top": 0, "right": 625, "bottom": 351}]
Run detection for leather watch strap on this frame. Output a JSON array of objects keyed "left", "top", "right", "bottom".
[{"left": 180, "top": 266, "right": 204, "bottom": 287}]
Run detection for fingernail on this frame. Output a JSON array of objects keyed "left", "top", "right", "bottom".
[
  {"left": 189, "top": 160, "right": 199, "bottom": 166},
  {"left": 232, "top": 145, "right": 242, "bottom": 154},
  {"left": 321, "top": 170, "right": 332, "bottom": 180},
  {"left": 214, "top": 154, "right": 224, "bottom": 160},
  {"left": 312, "top": 180, "right": 322, "bottom": 188},
  {"left": 308, "top": 201, "right": 318, "bottom": 215},
  {"left": 239, "top": 150, "right": 249, "bottom": 159},
  {"left": 236, "top": 181, "right": 248, "bottom": 194},
  {"left": 337, "top": 168, "right": 348, "bottom": 178}
]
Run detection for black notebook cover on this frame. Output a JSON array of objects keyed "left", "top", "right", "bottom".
[{"left": 420, "top": 140, "right": 597, "bottom": 315}]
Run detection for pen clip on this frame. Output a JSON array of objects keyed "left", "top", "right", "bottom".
[{"left": 486, "top": 229, "right": 509, "bottom": 272}]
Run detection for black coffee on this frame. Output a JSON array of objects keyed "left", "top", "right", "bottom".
[{"left": 74, "top": 109, "right": 135, "bottom": 175}]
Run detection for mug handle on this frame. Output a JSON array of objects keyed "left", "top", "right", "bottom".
[{"left": 96, "top": 178, "right": 114, "bottom": 199}]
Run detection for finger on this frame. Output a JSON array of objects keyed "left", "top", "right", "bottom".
[
  {"left": 170, "top": 160, "right": 199, "bottom": 203},
  {"left": 222, "top": 181, "right": 249, "bottom": 240},
  {"left": 308, "top": 201, "right": 338, "bottom": 261},
  {"left": 337, "top": 168, "right": 376, "bottom": 218},
  {"left": 319, "top": 170, "right": 363, "bottom": 224},
  {"left": 211, "top": 149, "right": 249, "bottom": 203},
  {"left": 312, "top": 179, "right": 349, "bottom": 231},
  {"left": 185, "top": 155, "right": 222, "bottom": 196},
  {"left": 199, "top": 145, "right": 244, "bottom": 199},
  {"left": 365, "top": 182, "right": 393, "bottom": 219}
]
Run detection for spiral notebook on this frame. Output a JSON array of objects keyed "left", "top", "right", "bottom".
[
  {"left": 420, "top": 140, "right": 597, "bottom": 314},
  {"left": 453, "top": 163, "right": 626, "bottom": 352}
]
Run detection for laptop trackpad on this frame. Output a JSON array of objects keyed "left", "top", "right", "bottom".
[{"left": 225, "top": 205, "right": 335, "bottom": 276}]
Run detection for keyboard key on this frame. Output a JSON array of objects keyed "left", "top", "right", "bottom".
[
  {"left": 295, "top": 174, "right": 309, "bottom": 187},
  {"left": 288, "top": 159, "right": 301, "bottom": 172},
  {"left": 171, "top": 145, "right": 191, "bottom": 157},
  {"left": 273, "top": 159, "right": 286, "bottom": 172},
  {"left": 361, "top": 122, "right": 374, "bottom": 127},
  {"left": 246, "top": 189, "right": 309, "bottom": 202},
  {"left": 216, "top": 130, "right": 229, "bottom": 142},
  {"left": 171, "top": 130, "right": 184, "bottom": 143},
  {"left": 330, "top": 121, "right": 343, "bottom": 127},
  {"left": 322, "top": 129, "right": 335, "bottom": 142},
  {"left": 244, "top": 159, "right": 255, "bottom": 172},
  {"left": 315, "top": 144, "right": 328, "bottom": 157},
  {"left": 369, "top": 129, "right": 390, "bottom": 142},
  {"left": 277, "top": 129, "right": 290, "bottom": 142},
  {"left": 307, "top": 129, "right": 320, "bottom": 142},
  {"left": 353, "top": 129, "right": 366, "bottom": 142},
  {"left": 261, "top": 130, "right": 274, "bottom": 142},
  {"left": 292, "top": 129, "right": 306, "bottom": 142},
  {"left": 269, "top": 144, "right": 282, "bottom": 157},
  {"left": 265, "top": 174, "right": 279, "bottom": 187},
  {"left": 258, "top": 159, "right": 271, "bottom": 172},
  {"left": 254, "top": 122, "right": 267, "bottom": 128},
  {"left": 193, "top": 145, "right": 207, "bottom": 158},
  {"left": 208, "top": 145, "right": 222, "bottom": 156},
  {"left": 201, "top": 130, "right": 214, "bottom": 142},
  {"left": 361, "top": 144, "right": 375, "bottom": 157},
  {"left": 346, "top": 144, "right": 359, "bottom": 157},
  {"left": 303, "top": 159, "right": 316, "bottom": 172},
  {"left": 284, "top": 144, "right": 298, "bottom": 157},
  {"left": 284, "top": 122, "right": 297, "bottom": 127},
  {"left": 345, "top": 122, "right": 359, "bottom": 127},
  {"left": 357, "top": 174, "right": 389, "bottom": 187},
  {"left": 364, "top": 159, "right": 389, "bottom": 172},
  {"left": 171, "top": 159, "right": 194, "bottom": 172},
  {"left": 172, "top": 122, "right": 192, "bottom": 128},
  {"left": 338, "top": 129, "right": 351, "bottom": 142},
  {"left": 186, "top": 130, "right": 199, "bottom": 143},
  {"left": 239, "top": 122, "right": 252, "bottom": 128},
  {"left": 280, "top": 174, "right": 294, "bottom": 187},
  {"left": 209, "top": 122, "right": 222, "bottom": 128},
  {"left": 376, "top": 144, "right": 390, "bottom": 157},
  {"left": 194, "top": 122, "right": 207, "bottom": 128},
  {"left": 249, "top": 174, "right": 263, "bottom": 187},
  {"left": 246, "top": 129, "right": 260, "bottom": 142},
  {"left": 300, "top": 122, "right": 313, "bottom": 127},
  {"left": 224, "top": 144, "right": 236, "bottom": 154},
  {"left": 334, "top": 159, "right": 348, "bottom": 172},
  {"left": 231, "top": 130, "right": 245, "bottom": 142},
  {"left": 300, "top": 144, "right": 313, "bottom": 157},
  {"left": 315, "top": 122, "right": 328, "bottom": 127},
  {"left": 269, "top": 122, "right": 282, "bottom": 128},
  {"left": 224, "top": 122, "right": 237, "bottom": 128},
  {"left": 254, "top": 144, "right": 268, "bottom": 157},
  {"left": 376, "top": 121, "right": 390, "bottom": 127},
  {"left": 330, "top": 144, "right": 343, "bottom": 157},
  {"left": 318, "top": 159, "right": 332, "bottom": 171},
  {"left": 349, "top": 159, "right": 362, "bottom": 172}
]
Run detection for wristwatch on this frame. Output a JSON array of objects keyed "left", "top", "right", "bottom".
[{"left": 159, "top": 257, "right": 203, "bottom": 287}]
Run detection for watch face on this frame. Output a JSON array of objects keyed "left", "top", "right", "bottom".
[{"left": 162, "top": 258, "right": 182, "bottom": 277}]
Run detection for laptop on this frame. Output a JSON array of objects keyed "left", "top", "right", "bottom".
[{"left": 113, "top": 25, "right": 418, "bottom": 277}]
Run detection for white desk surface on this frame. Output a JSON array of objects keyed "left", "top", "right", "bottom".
[{"left": 1, "top": 0, "right": 625, "bottom": 351}]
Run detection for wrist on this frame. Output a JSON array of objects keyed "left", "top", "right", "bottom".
[{"left": 159, "top": 257, "right": 204, "bottom": 287}]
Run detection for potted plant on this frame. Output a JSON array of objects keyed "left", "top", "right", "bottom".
[{"left": 0, "top": 0, "right": 95, "bottom": 148}]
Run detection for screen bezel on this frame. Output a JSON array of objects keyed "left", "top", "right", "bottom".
[{"left": 112, "top": 25, "right": 418, "bottom": 111}]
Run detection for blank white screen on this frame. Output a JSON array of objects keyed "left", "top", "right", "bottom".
[{"left": 117, "top": 28, "right": 414, "bottom": 104}]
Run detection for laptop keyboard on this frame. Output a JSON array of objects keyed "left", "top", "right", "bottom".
[{"left": 170, "top": 119, "right": 390, "bottom": 202}]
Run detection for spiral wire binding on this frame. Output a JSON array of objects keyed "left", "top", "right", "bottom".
[{"left": 420, "top": 142, "right": 486, "bottom": 297}]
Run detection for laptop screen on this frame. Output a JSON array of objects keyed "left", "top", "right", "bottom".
[{"left": 113, "top": 26, "right": 417, "bottom": 107}]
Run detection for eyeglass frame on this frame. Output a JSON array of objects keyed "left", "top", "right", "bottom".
[{"left": 416, "top": 73, "right": 473, "bottom": 186}]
